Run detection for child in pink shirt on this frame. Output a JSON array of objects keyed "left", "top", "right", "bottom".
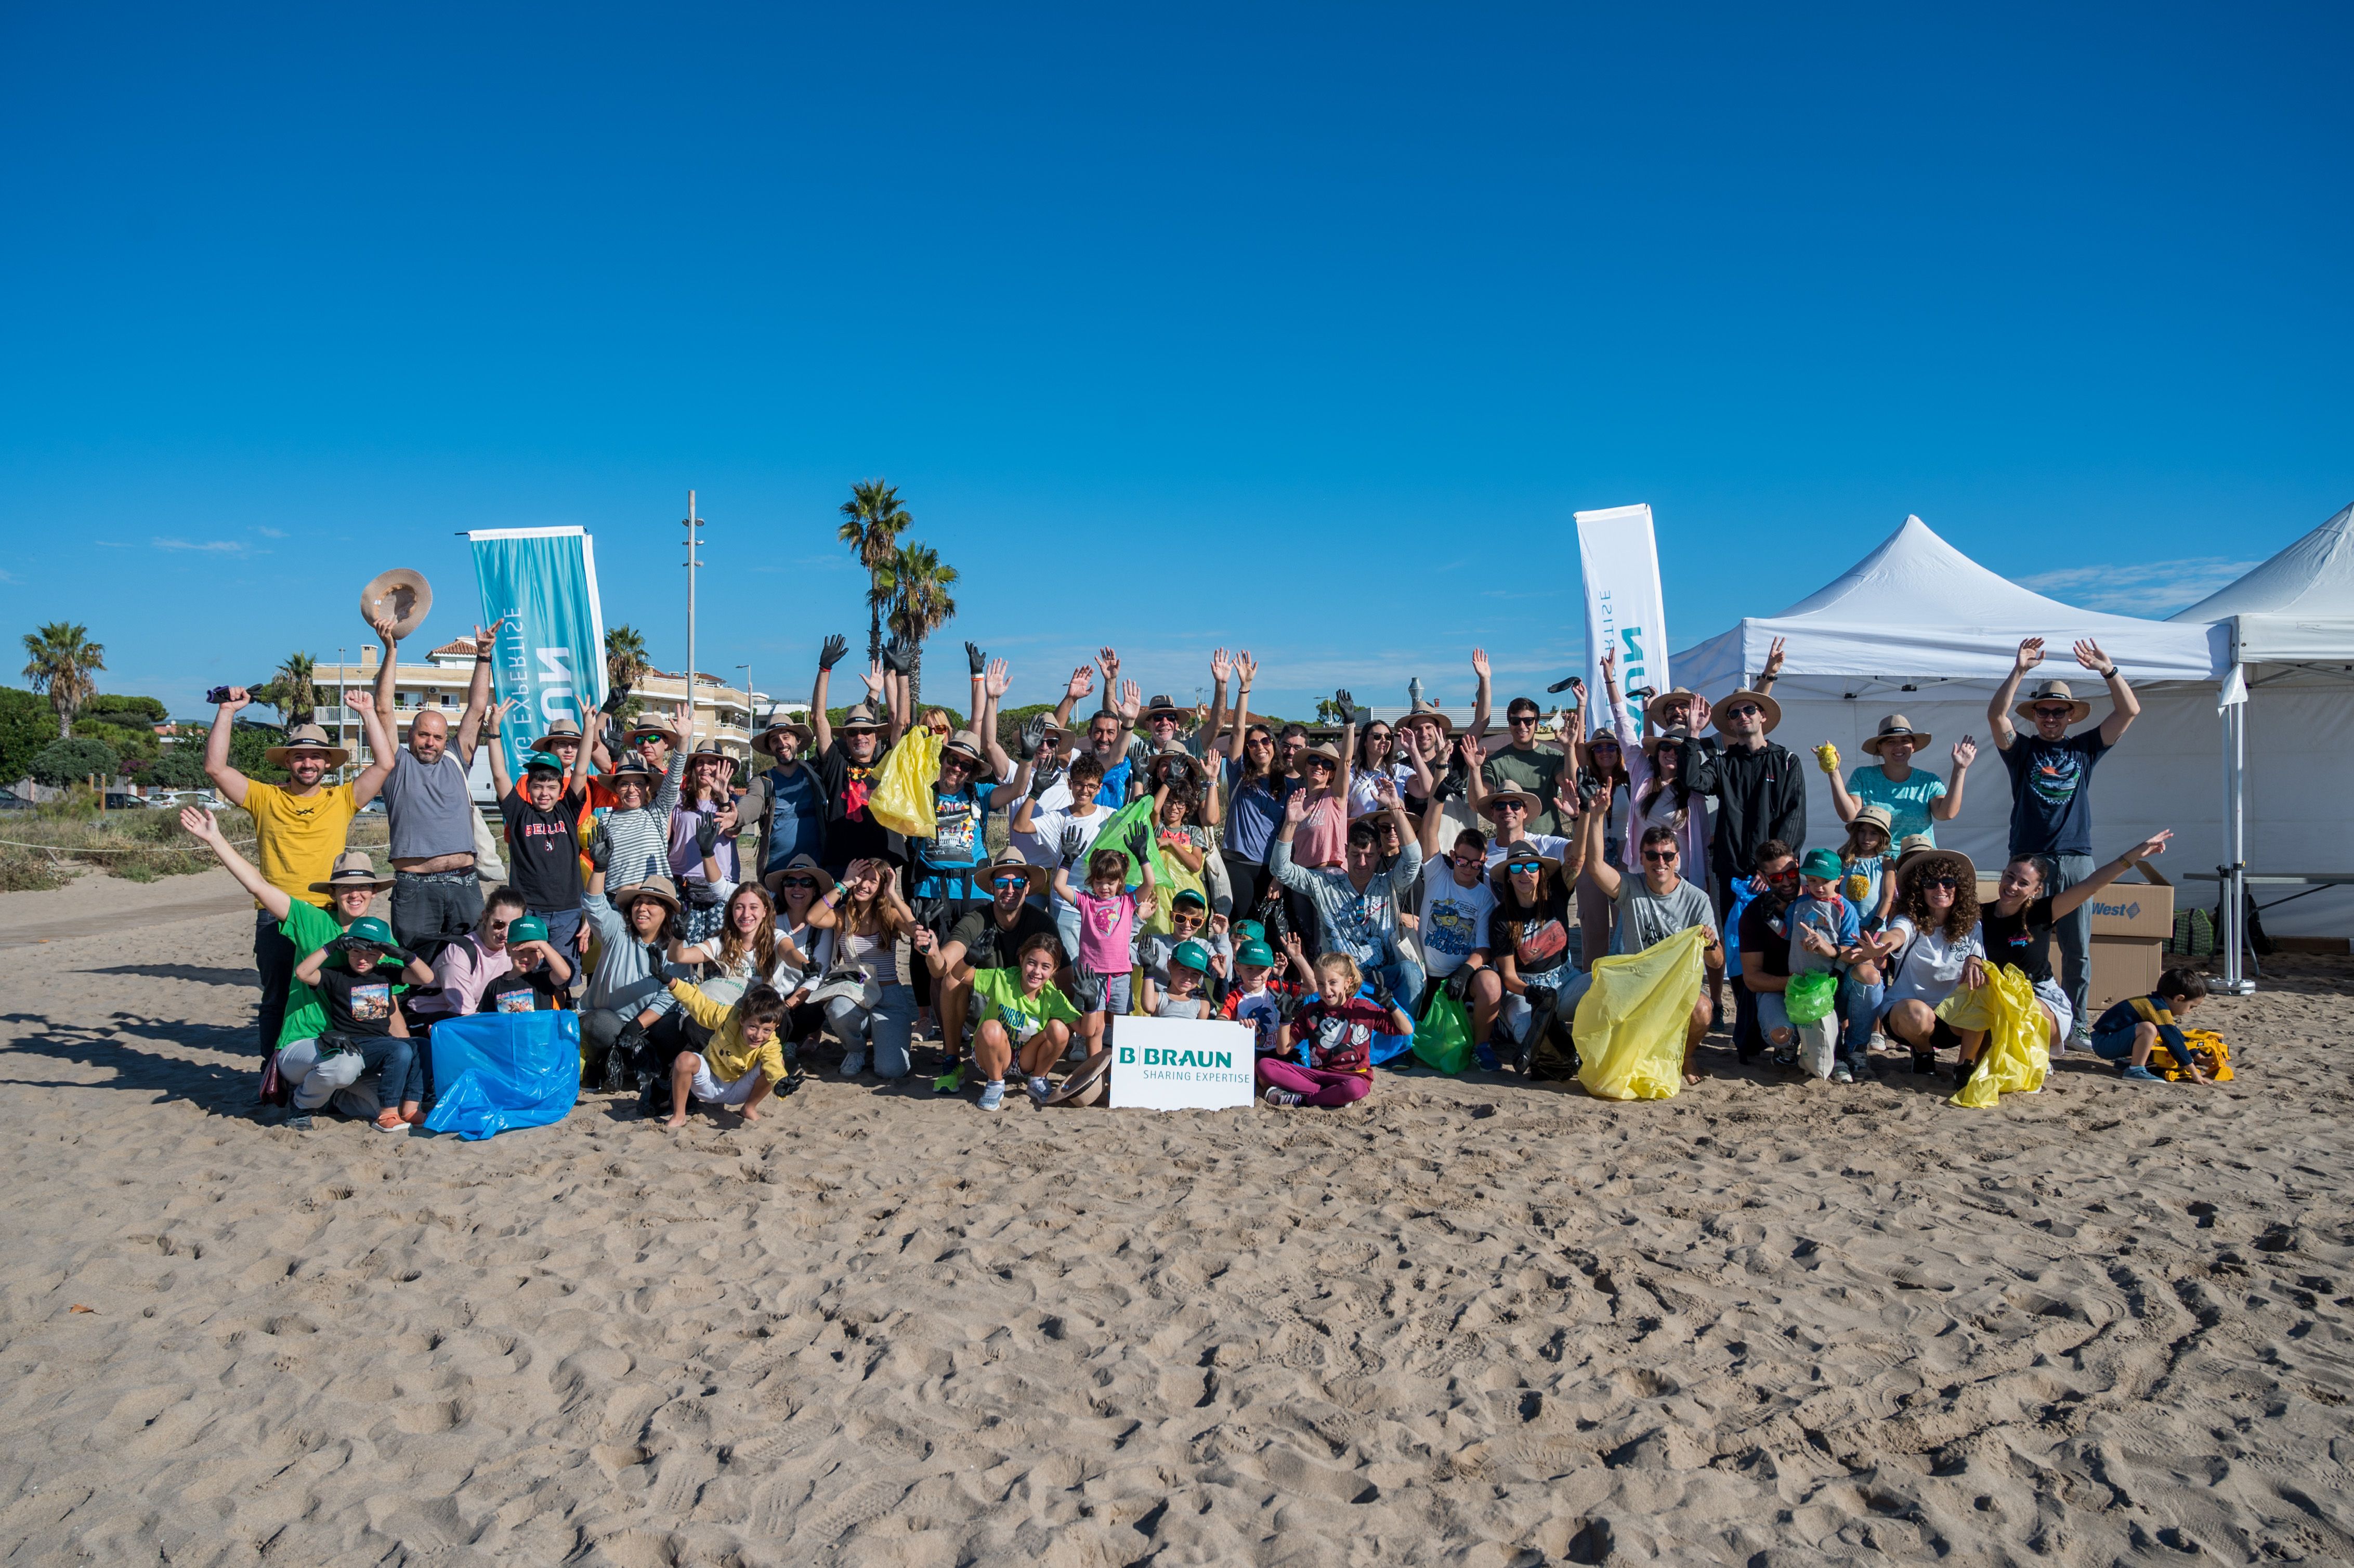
[{"left": 1054, "top": 838, "right": 1156, "bottom": 1057}]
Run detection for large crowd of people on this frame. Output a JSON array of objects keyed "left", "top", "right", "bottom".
[{"left": 184, "top": 613, "right": 2216, "bottom": 1131}]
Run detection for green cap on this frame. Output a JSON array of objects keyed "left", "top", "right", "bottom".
[
  {"left": 1799, "top": 848, "right": 1846, "bottom": 881},
  {"left": 1236, "top": 939, "right": 1276, "bottom": 968},
  {"left": 1171, "top": 939, "right": 1212, "bottom": 974},
  {"left": 522, "top": 751, "right": 566, "bottom": 775},
  {"left": 342, "top": 915, "right": 395, "bottom": 949},
  {"left": 508, "top": 916, "right": 550, "bottom": 946},
  {"left": 1232, "top": 919, "right": 1266, "bottom": 944},
  {"left": 1171, "top": 888, "right": 1207, "bottom": 910}
]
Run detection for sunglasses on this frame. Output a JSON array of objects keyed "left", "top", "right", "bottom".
[
  {"left": 1923, "top": 876, "right": 1961, "bottom": 891},
  {"left": 1248, "top": 736, "right": 1274, "bottom": 747},
  {"left": 1304, "top": 758, "right": 1334, "bottom": 770},
  {"left": 2034, "top": 706, "right": 2074, "bottom": 719},
  {"left": 1493, "top": 800, "right": 1526, "bottom": 812},
  {"left": 1762, "top": 869, "right": 1801, "bottom": 885},
  {"left": 780, "top": 877, "right": 819, "bottom": 890},
  {"left": 1725, "top": 703, "right": 1762, "bottom": 718},
  {"left": 1643, "top": 849, "right": 1679, "bottom": 863},
  {"left": 991, "top": 877, "right": 1027, "bottom": 891},
  {"left": 1505, "top": 859, "right": 1542, "bottom": 873},
  {"left": 1509, "top": 713, "right": 1540, "bottom": 726}
]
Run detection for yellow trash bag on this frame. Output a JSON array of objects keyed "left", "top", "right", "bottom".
[
  {"left": 1947, "top": 962, "right": 2048, "bottom": 1107},
  {"left": 1575, "top": 923, "right": 1708, "bottom": 1101},
  {"left": 866, "top": 727, "right": 941, "bottom": 838}
]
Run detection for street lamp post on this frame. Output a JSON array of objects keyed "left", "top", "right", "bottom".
[{"left": 682, "top": 491, "right": 705, "bottom": 740}]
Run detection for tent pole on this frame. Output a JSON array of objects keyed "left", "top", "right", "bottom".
[{"left": 2219, "top": 668, "right": 2254, "bottom": 994}]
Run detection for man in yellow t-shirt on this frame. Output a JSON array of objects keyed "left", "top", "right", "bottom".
[{"left": 206, "top": 688, "right": 394, "bottom": 1059}]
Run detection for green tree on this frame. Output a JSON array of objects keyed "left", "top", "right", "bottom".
[
  {"left": 836, "top": 480, "right": 912, "bottom": 665},
  {"left": 30, "top": 735, "right": 120, "bottom": 788},
  {"left": 605, "top": 625, "right": 650, "bottom": 727},
  {"left": 20, "top": 622, "right": 106, "bottom": 738},
  {"left": 0, "top": 688, "right": 53, "bottom": 786},
  {"left": 256, "top": 651, "right": 318, "bottom": 725},
  {"left": 145, "top": 744, "right": 213, "bottom": 790},
  {"left": 228, "top": 725, "right": 289, "bottom": 785},
  {"left": 877, "top": 542, "right": 959, "bottom": 707},
  {"left": 73, "top": 717, "right": 159, "bottom": 766},
  {"left": 84, "top": 694, "right": 167, "bottom": 723}
]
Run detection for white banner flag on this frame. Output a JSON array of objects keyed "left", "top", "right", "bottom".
[{"left": 1577, "top": 503, "right": 1669, "bottom": 740}]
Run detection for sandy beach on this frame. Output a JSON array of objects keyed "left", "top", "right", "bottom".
[{"left": 1, "top": 873, "right": 2348, "bottom": 1565}]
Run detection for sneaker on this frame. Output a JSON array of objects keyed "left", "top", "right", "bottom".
[
  {"left": 1263, "top": 1086, "right": 1303, "bottom": 1108},
  {"left": 933, "top": 1064, "right": 966, "bottom": 1095},
  {"left": 286, "top": 1113, "right": 315, "bottom": 1131},
  {"left": 840, "top": 1050, "right": 867, "bottom": 1077},
  {"left": 1473, "top": 1041, "right": 1500, "bottom": 1073},
  {"left": 1831, "top": 1065, "right": 1853, "bottom": 1084},
  {"left": 1911, "top": 1053, "right": 1937, "bottom": 1076},
  {"left": 1027, "top": 1075, "right": 1052, "bottom": 1103},
  {"left": 977, "top": 1079, "right": 1006, "bottom": 1112},
  {"left": 1771, "top": 1049, "right": 1798, "bottom": 1069},
  {"left": 2122, "top": 1064, "right": 2163, "bottom": 1082}
]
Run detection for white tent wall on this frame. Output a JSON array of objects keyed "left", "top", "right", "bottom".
[{"left": 2235, "top": 673, "right": 2354, "bottom": 938}]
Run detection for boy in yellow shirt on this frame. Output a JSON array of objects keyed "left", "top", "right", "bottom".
[{"left": 660, "top": 980, "right": 804, "bottom": 1128}]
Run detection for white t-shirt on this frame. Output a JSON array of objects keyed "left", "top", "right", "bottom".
[
  {"left": 1483, "top": 832, "right": 1574, "bottom": 872},
  {"left": 1348, "top": 762, "right": 1415, "bottom": 818},
  {"left": 1026, "top": 802, "right": 1118, "bottom": 911},
  {"left": 1011, "top": 777, "right": 1074, "bottom": 870},
  {"left": 1882, "top": 916, "right": 1987, "bottom": 1010},
  {"left": 1417, "top": 860, "right": 1496, "bottom": 978}
]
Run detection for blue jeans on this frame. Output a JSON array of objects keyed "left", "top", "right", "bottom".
[
  {"left": 2047, "top": 852, "right": 2097, "bottom": 1038},
  {"left": 1840, "top": 978, "right": 1884, "bottom": 1069},
  {"left": 826, "top": 984, "right": 918, "bottom": 1078}
]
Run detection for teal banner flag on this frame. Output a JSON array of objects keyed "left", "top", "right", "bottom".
[{"left": 468, "top": 527, "right": 608, "bottom": 782}]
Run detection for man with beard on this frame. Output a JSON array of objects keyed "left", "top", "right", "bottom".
[{"left": 807, "top": 634, "right": 902, "bottom": 874}]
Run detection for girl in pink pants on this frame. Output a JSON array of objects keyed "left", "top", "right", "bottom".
[{"left": 1261, "top": 951, "right": 1410, "bottom": 1109}]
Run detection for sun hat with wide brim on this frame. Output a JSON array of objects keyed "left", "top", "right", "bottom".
[
  {"left": 308, "top": 848, "right": 394, "bottom": 894},
  {"left": 767, "top": 853, "right": 832, "bottom": 892},
  {"left": 617, "top": 874, "right": 683, "bottom": 914},
  {"left": 2016, "top": 680, "right": 2093, "bottom": 725},
  {"left": 1711, "top": 688, "right": 1784, "bottom": 735},
  {"left": 530, "top": 716, "right": 585, "bottom": 752},
  {"left": 684, "top": 743, "right": 739, "bottom": 777},
  {"left": 1147, "top": 743, "right": 1209, "bottom": 781},
  {"left": 1143, "top": 694, "right": 1187, "bottom": 721},
  {"left": 1299, "top": 742, "right": 1342, "bottom": 768},
  {"left": 1894, "top": 835, "right": 1975, "bottom": 885},
  {"left": 1642, "top": 723, "right": 1695, "bottom": 756},
  {"left": 1478, "top": 788, "right": 1542, "bottom": 818},
  {"left": 1849, "top": 802, "right": 1895, "bottom": 840},
  {"left": 359, "top": 568, "right": 433, "bottom": 642},
  {"left": 1643, "top": 687, "right": 1699, "bottom": 729},
  {"left": 938, "top": 730, "right": 989, "bottom": 766},
  {"left": 1402, "top": 699, "right": 1455, "bottom": 737},
  {"left": 751, "top": 715, "right": 816, "bottom": 756},
  {"left": 834, "top": 703, "right": 887, "bottom": 733},
  {"left": 264, "top": 723, "right": 352, "bottom": 769},
  {"left": 1860, "top": 714, "right": 1932, "bottom": 756},
  {"left": 978, "top": 851, "right": 1048, "bottom": 897},
  {"left": 1491, "top": 846, "right": 1562, "bottom": 879},
  {"left": 1044, "top": 1048, "right": 1113, "bottom": 1107},
  {"left": 603, "top": 753, "right": 658, "bottom": 787}
]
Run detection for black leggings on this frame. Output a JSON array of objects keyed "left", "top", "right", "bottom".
[{"left": 1222, "top": 853, "right": 1265, "bottom": 926}]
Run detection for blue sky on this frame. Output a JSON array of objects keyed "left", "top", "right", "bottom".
[{"left": 3, "top": 3, "right": 2348, "bottom": 721}]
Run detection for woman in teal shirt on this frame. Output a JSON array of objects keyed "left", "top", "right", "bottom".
[{"left": 1825, "top": 714, "right": 1976, "bottom": 846}]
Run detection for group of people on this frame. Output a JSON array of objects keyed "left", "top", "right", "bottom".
[{"left": 186, "top": 610, "right": 2218, "bottom": 1131}]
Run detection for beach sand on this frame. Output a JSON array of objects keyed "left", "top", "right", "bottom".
[{"left": 1, "top": 877, "right": 2349, "bottom": 1564}]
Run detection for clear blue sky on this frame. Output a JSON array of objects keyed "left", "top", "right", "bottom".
[{"left": 3, "top": 3, "right": 2348, "bottom": 722}]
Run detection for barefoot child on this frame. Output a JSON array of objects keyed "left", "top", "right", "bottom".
[{"left": 658, "top": 981, "right": 800, "bottom": 1127}]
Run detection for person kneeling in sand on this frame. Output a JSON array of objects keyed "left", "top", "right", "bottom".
[
  {"left": 961, "top": 932, "right": 1083, "bottom": 1109},
  {"left": 658, "top": 981, "right": 802, "bottom": 1128},
  {"left": 289, "top": 916, "right": 438, "bottom": 1131},
  {"left": 1260, "top": 952, "right": 1406, "bottom": 1109}
]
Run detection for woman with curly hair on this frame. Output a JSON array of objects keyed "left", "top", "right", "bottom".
[{"left": 1870, "top": 841, "right": 1989, "bottom": 1078}]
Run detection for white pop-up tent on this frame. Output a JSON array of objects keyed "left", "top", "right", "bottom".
[
  {"left": 2169, "top": 501, "right": 2354, "bottom": 974},
  {"left": 1671, "top": 516, "right": 2229, "bottom": 911}
]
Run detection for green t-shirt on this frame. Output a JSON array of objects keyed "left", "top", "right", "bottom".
[
  {"left": 277, "top": 901, "right": 345, "bottom": 1048},
  {"left": 969, "top": 967, "right": 1082, "bottom": 1040},
  {"left": 1483, "top": 744, "right": 1571, "bottom": 835}
]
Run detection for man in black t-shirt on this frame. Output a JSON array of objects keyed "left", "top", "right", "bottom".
[
  {"left": 1988, "top": 637, "right": 2142, "bottom": 1046},
  {"left": 489, "top": 721, "right": 597, "bottom": 954},
  {"left": 916, "top": 853, "right": 1060, "bottom": 1061},
  {"left": 1734, "top": 842, "right": 1800, "bottom": 1066},
  {"left": 1980, "top": 829, "right": 2172, "bottom": 1050},
  {"left": 807, "top": 636, "right": 900, "bottom": 876}
]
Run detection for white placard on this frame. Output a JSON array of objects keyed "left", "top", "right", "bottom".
[
  {"left": 1576, "top": 503, "right": 1670, "bottom": 739},
  {"left": 1108, "top": 1017, "right": 1256, "bottom": 1112}
]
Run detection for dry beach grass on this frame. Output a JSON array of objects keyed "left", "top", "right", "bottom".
[{"left": 0, "top": 879, "right": 2348, "bottom": 1565}]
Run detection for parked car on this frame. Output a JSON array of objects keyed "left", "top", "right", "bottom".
[
  {"left": 0, "top": 791, "right": 34, "bottom": 812},
  {"left": 103, "top": 792, "right": 152, "bottom": 810}
]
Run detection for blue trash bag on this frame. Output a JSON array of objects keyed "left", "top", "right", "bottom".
[{"left": 422, "top": 1012, "right": 581, "bottom": 1140}]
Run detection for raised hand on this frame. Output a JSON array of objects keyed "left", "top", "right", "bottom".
[
  {"left": 1234, "top": 651, "right": 1258, "bottom": 687},
  {"left": 1567, "top": 677, "right": 1587, "bottom": 709},
  {"left": 179, "top": 806, "right": 220, "bottom": 842},
  {"left": 1067, "top": 665, "right": 1095, "bottom": 700},
  {"left": 818, "top": 634, "right": 849, "bottom": 671},
  {"left": 964, "top": 640, "right": 986, "bottom": 676},
  {"left": 714, "top": 800, "right": 740, "bottom": 836},
  {"left": 369, "top": 609, "right": 400, "bottom": 646},
  {"left": 862, "top": 661, "right": 885, "bottom": 700},
  {"left": 671, "top": 700, "right": 694, "bottom": 743},
  {"left": 1284, "top": 786, "right": 1310, "bottom": 825},
  {"left": 881, "top": 637, "right": 910, "bottom": 676},
  {"left": 482, "top": 696, "right": 509, "bottom": 736},
  {"left": 1096, "top": 646, "right": 1121, "bottom": 685},
  {"left": 2014, "top": 637, "right": 2045, "bottom": 673},
  {"left": 694, "top": 813, "right": 721, "bottom": 857},
  {"left": 1457, "top": 732, "right": 1486, "bottom": 769},
  {"left": 1553, "top": 785, "right": 1579, "bottom": 822},
  {"left": 588, "top": 833, "right": 613, "bottom": 874},
  {"left": 2074, "top": 638, "right": 2113, "bottom": 674},
  {"left": 345, "top": 687, "right": 373, "bottom": 714},
  {"left": 1018, "top": 714, "right": 1050, "bottom": 760},
  {"left": 2129, "top": 828, "right": 2175, "bottom": 862},
  {"left": 1951, "top": 736, "right": 1978, "bottom": 770},
  {"left": 1333, "top": 689, "right": 1354, "bottom": 724},
  {"left": 1118, "top": 681, "right": 1142, "bottom": 723},
  {"left": 1687, "top": 695, "right": 1711, "bottom": 735},
  {"left": 1761, "top": 636, "right": 1787, "bottom": 682},
  {"left": 1210, "top": 648, "right": 1233, "bottom": 683},
  {"left": 1057, "top": 823, "right": 1089, "bottom": 866},
  {"left": 472, "top": 618, "right": 506, "bottom": 658},
  {"left": 911, "top": 924, "right": 937, "bottom": 955},
  {"left": 1471, "top": 647, "right": 1490, "bottom": 682},
  {"left": 984, "top": 658, "right": 1010, "bottom": 700},
  {"left": 1127, "top": 820, "right": 1152, "bottom": 863},
  {"left": 1599, "top": 648, "right": 1617, "bottom": 689}
]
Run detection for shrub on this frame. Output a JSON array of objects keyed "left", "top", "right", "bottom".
[{"left": 30, "top": 736, "right": 121, "bottom": 788}]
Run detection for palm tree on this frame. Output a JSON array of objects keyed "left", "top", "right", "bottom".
[
  {"left": 880, "top": 542, "right": 960, "bottom": 706},
  {"left": 837, "top": 480, "right": 912, "bottom": 665},
  {"left": 606, "top": 624, "right": 650, "bottom": 690},
  {"left": 269, "top": 651, "right": 318, "bottom": 725},
  {"left": 20, "top": 621, "right": 104, "bottom": 738}
]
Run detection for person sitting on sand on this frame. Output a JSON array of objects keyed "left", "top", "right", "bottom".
[
  {"left": 411, "top": 886, "right": 526, "bottom": 1023},
  {"left": 1140, "top": 939, "right": 1215, "bottom": 1018},
  {"left": 1869, "top": 843, "right": 1989, "bottom": 1079},
  {"left": 804, "top": 857, "right": 924, "bottom": 1079},
  {"left": 289, "top": 916, "right": 438, "bottom": 1132},
  {"left": 2086, "top": 968, "right": 2215, "bottom": 1083},
  {"left": 1220, "top": 937, "right": 1296, "bottom": 1061},
  {"left": 475, "top": 917, "right": 572, "bottom": 1012},
  {"left": 580, "top": 847, "right": 691, "bottom": 1093},
  {"left": 1260, "top": 952, "right": 1408, "bottom": 1109},
  {"left": 961, "top": 932, "right": 1083, "bottom": 1109},
  {"left": 1485, "top": 842, "right": 1593, "bottom": 1079},
  {"left": 657, "top": 981, "right": 802, "bottom": 1128},
  {"left": 1578, "top": 811, "right": 1723, "bottom": 1085},
  {"left": 180, "top": 807, "right": 406, "bottom": 1122}
]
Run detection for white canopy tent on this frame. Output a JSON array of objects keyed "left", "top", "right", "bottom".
[
  {"left": 2169, "top": 501, "right": 2354, "bottom": 978},
  {"left": 1670, "top": 516, "right": 2229, "bottom": 922}
]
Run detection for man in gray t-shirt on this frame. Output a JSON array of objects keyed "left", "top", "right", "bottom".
[
  {"left": 352, "top": 611, "right": 499, "bottom": 960},
  {"left": 1580, "top": 807, "right": 1724, "bottom": 1084}
]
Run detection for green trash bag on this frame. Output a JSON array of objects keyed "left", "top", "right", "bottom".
[
  {"left": 1412, "top": 987, "right": 1474, "bottom": 1075},
  {"left": 1785, "top": 970, "right": 1838, "bottom": 1027}
]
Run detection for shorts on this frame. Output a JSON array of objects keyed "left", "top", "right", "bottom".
[
  {"left": 688, "top": 1057, "right": 764, "bottom": 1107},
  {"left": 1070, "top": 968, "right": 1132, "bottom": 1017},
  {"left": 1436, "top": 963, "right": 1492, "bottom": 1003}
]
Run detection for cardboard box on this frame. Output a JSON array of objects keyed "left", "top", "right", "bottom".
[{"left": 1974, "top": 864, "right": 2176, "bottom": 1016}]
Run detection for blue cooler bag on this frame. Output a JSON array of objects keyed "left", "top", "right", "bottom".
[{"left": 423, "top": 1012, "right": 581, "bottom": 1140}]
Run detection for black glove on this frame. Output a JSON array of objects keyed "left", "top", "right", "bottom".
[
  {"left": 318, "top": 1030, "right": 357, "bottom": 1058},
  {"left": 695, "top": 814, "right": 720, "bottom": 857},
  {"left": 882, "top": 637, "right": 910, "bottom": 676},
  {"left": 600, "top": 680, "right": 633, "bottom": 716},
  {"left": 818, "top": 634, "right": 848, "bottom": 671},
  {"left": 588, "top": 833, "right": 613, "bottom": 874},
  {"left": 1028, "top": 757, "right": 1064, "bottom": 801},
  {"left": 1525, "top": 983, "right": 1558, "bottom": 1016},
  {"left": 383, "top": 944, "right": 422, "bottom": 970},
  {"left": 1018, "top": 714, "right": 1049, "bottom": 761},
  {"left": 965, "top": 640, "right": 986, "bottom": 676},
  {"left": 1057, "top": 824, "right": 1089, "bottom": 866},
  {"left": 1368, "top": 969, "right": 1393, "bottom": 1009},
  {"left": 1127, "top": 821, "right": 1152, "bottom": 863},
  {"left": 616, "top": 1018, "right": 648, "bottom": 1054}
]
